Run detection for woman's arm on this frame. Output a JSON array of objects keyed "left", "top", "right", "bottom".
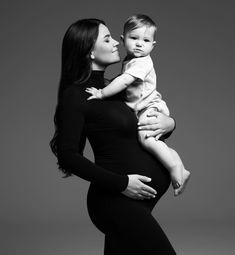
[
  {"left": 57, "top": 86, "right": 157, "bottom": 199},
  {"left": 57, "top": 86, "right": 129, "bottom": 192},
  {"left": 137, "top": 111, "right": 176, "bottom": 139}
]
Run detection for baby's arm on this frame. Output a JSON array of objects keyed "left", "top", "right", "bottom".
[{"left": 85, "top": 73, "right": 136, "bottom": 100}]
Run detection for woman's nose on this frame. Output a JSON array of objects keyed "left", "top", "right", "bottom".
[{"left": 113, "top": 39, "right": 119, "bottom": 46}]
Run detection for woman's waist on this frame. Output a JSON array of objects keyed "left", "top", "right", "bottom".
[
  {"left": 95, "top": 150, "right": 165, "bottom": 175},
  {"left": 92, "top": 152, "right": 171, "bottom": 197}
]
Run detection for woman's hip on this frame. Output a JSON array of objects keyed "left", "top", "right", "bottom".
[{"left": 86, "top": 182, "right": 169, "bottom": 234}]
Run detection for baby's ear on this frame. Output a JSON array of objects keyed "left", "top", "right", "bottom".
[{"left": 152, "top": 41, "right": 156, "bottom": 49}]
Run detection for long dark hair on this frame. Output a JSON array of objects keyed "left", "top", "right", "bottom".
[{"left": 50, "top": 18, "right": 105, "bottom": 176}]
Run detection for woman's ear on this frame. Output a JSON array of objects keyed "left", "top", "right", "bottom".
[{"left": 90, "top": 51, "right": 95, "bottom": 59}]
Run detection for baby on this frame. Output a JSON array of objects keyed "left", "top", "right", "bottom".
[{"left": 86, "top": 14, "right": 190, "bottom": 196}]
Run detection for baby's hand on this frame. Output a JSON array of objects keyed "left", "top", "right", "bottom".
[{"left": 85, "top": 87, "right": 103, "bottom": 100}]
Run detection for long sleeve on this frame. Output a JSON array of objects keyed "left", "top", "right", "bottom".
[{"left": 57, "top": 86, "right": 128, "bottom": 193}]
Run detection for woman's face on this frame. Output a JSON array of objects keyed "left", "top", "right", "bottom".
[{"left": 91, "top": 24, "right": 120, "bottom": 70}]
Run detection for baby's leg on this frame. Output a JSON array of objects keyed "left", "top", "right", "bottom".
[
  {"left": 138, "top": 109, "right": 183, "bottom": 188},
  {"left": 140, "top": 135, "right": 183, "bottom": 186},
  {"left": 169, "top": 149, "right": 191, "bottom": 196}
]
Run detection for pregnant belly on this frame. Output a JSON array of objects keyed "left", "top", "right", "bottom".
[
  {"left": 95, "top": 146, "right": 171, "bottom": 197},
  {"left": 88, "top": 149, "right": 171, "bottom": 233}
]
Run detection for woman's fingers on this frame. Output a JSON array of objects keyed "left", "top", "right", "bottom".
[
  {"left": 141, "top": 184, "right": 157, "bottom": 196},
  {"left": 136, "top": 194, "right": 145, "bottom": 200},
  {"left": 141, "top": 190, "right": 155, "bottom": 199},
  {"left": 145, "top": 110, "right": 160, "bottom": 117},
  {"left": 122, "top": 174, "right": 157, "bottom": 200},
  {"left": 138, "top": 121, "right": 159, "bottom": 128},
  {"left": 137, "top": 175, "right": 157, "bottom": 196},
  {"left": 146, "top": 130, "right": 163, "bottom": 138},
  {"left": 137, "top": 111, "right": 167, "bottom": 127},
  {"left": 137, "top": 175, "right": 151, "bottom": 182},
  {"left": 134, "top": 188, "right": 156, "bottom": 199},
  {"left": 138, "top": 112, "right": 175, "bottom": 136},
  {"left": 138, "top": 124, "right": 159, "bottom": 131}
]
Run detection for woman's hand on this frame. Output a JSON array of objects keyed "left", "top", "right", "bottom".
[
  {"left": 137, "top": 111, "right": 175, "bottom": 138},
  {"left": 122, "top": 175, "right": 157, "bottom": 200}
]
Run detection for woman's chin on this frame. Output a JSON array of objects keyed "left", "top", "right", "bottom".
[{"left": 108, "top": 57, "right": 121, "bottom": 65}]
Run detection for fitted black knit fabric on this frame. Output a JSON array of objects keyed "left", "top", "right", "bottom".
[{"left": 57, "top": 71, "right": 176, "bottom": 254}]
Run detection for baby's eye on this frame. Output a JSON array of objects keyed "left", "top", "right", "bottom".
[
  {"left": 130, "top": 36, "right": 137, "bottom": 40},
  {"left": 144, "top": 39, "right": 150, "bottom": 42}
]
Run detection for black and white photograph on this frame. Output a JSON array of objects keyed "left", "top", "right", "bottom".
[{"left": 1, "top": 0, "right": 234, "bottom": 254}]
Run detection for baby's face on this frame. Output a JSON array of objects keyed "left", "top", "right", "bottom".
[{"left": 123, "top": 25, "right": 156, "bottom": 58}]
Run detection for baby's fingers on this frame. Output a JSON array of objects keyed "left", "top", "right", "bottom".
[
  {"left": 87, "top": 96, "right": 96, "bottom": 100},
  {"left": 85, "top": 87, "right": 96, "bottom": 93}
]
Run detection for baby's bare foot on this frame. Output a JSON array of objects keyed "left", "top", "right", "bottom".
[
  {"left": 174, "top": 170, "right": 191, "bottom": 196},
  {"left": 170, "top": 165, "right": 183, "bottom": 189}
]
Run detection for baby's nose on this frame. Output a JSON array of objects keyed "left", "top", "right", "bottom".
[{"left": 136, "top": 40, "right": 142, "bottom": 46}]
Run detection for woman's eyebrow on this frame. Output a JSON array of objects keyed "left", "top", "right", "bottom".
[{"left": 103, "top": 34, "right": 111, "bottom": 39}]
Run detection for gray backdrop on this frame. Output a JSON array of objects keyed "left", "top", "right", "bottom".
[{"left": 1, "top": 0, "right": 234, "bottom": 254}]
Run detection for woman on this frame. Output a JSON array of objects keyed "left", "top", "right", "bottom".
[{"left": 50, "top": 18, "right": 177, "bottom": 254}]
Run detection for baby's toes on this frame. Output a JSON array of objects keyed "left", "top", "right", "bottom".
[{"left": 172, "top": 181, "right": 181, "bottom": 189}]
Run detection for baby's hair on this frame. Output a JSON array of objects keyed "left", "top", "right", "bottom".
[{"left": 123, "top": 14, "right": 157, "bottom": 40}]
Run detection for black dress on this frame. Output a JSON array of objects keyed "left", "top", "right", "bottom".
[{"left": 57, "top": 71, "right": 176, "bottom": 254}]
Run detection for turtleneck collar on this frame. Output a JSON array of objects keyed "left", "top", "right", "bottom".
[{"left": 85, "top": 70, "right": 105, "bottom": 89}]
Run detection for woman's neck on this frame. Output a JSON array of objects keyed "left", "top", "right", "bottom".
[
  {"left": 91, "top": 62, "right": 106, "bottom": 71},
  {"left": 82, "top": 70, "right": 105, "bottom": 89}
]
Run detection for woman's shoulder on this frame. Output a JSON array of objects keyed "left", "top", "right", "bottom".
[
  {"left": 64, "top": 83, "right": 87, "bottom": 97},
  {"left": 61, "top": 83, "right": 88, "bottom": 107}
]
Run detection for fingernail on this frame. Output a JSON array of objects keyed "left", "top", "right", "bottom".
[
  {"left": 138, "top": 126, "right": 142, "bottom": 130},
  {"left": 137, "top": 122, "right": 140, "bottom": 125}
]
